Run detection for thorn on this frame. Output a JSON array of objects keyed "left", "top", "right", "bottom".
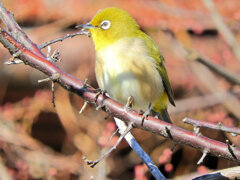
[
  {"left": 4, "top": 59, "right": 23, "bottom": 65},
  {"left": 4, "top": 54, "right": 23, "bottom": 65},
  {"left": 182, "top": 117, "right": 188, "bottom": 123},
  {"left": 38, "top": 77, "right": 52, "bottom": 83},
  {"left": 217, "top": 122, "right": 223, "bottom": 128},
  {"left": 81, "top": 78, "right": 89, "bottom": 89},
  {"left": 193, "top": 125, "right": 200, "bottom": 134},
  {"left": 38, "top": 73, "right": 60, "bottom": 83},
  {"left": 197, "top": 150, "right": 208, "bottom": 165},
  {"left": 226, "top": 140, "right": 237, "bottom": 159},
  {"left": 79, "top": 101, "right": 88, "bottom": 114},
  {"left": 165, "top": 126, "right": 173, "bottom": 139}
]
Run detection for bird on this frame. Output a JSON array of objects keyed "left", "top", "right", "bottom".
[{"left": 76, "top": 7, "right": 175, "bottom": 123}]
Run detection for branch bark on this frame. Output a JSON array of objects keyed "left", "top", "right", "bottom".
[{"left": 183, "top": 117, "right": 240, "bottom": 135}]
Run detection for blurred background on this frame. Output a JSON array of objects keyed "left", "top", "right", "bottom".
[{"left": 0, "top": 0, "right": 240, "bottom": 179}]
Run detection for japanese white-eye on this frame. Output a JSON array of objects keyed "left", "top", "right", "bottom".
[{"left": 76, "top": 7, "right": 175, "bottom": 123}]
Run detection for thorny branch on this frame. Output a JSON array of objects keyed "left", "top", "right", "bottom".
[
  {"left": 0, "top": 2, "right": 45, "bottom": 58},
  {"left": 0, "top": 1, "right": 240, "bottom": 170},
  {"left": 183, "top": 118, "right": 240, "bottom": 136}
]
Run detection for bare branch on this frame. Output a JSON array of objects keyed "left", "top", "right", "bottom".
[
  {"left": 0, "top": 2, "right": 45, "bottom": 58},
  {"left": 202, "top": 0, "right": 240, "bottom": 61},
  {"left": 183, "top": 118, "right": 240, "bottom": 135},
  {"left": 39, "top": 31, "right": 89, "bottom": 49},
  {"left": 186, "top": 49, "right": 240, "bottom": 86}
]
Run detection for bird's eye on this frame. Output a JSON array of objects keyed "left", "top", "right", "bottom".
[{"left": 100, "top": 20, "right": 111, "bottom": 30}]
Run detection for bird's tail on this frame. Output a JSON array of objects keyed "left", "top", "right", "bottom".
[{"left": 151, "top": 109, "right": 172, "bottom": 124}]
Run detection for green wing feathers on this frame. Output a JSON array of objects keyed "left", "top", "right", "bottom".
[
  {"left": 140, "top": 32, "right": 175, "bottom": 107},
  {"left": 157, "top": 61, "right": 175, "bottom": 107}
]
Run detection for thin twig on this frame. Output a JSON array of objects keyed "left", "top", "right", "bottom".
[
  {"left": 202, "top": 0, "right": 240, "bottom": 61},
  {"left": 183, "top": 118, "right": 240, "bottom": 135},
  {"left": 39, "top": 31, "right": 90, "bottom": 49},
  {"left": 84, "top": 122, "right": 133, "bottom": 168},
  {"left": 186, "top": 49, "right": 240, "bottom": 86}
]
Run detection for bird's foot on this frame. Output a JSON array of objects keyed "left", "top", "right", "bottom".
[
  {"left": 140, "top": 103, "right": 152, "bottom": 126},
  {"left": 125, "top": 96, "right": 134, "bottom": 110}
]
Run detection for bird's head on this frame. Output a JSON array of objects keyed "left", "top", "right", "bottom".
[{"left": 76, "top": 7, "right": 140, "bottom": 50}]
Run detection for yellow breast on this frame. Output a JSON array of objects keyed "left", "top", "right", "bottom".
[{"left": 95, "top": 37, "right": 164, "bottom": 111}]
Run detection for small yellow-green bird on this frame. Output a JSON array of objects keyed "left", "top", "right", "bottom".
[{"left": 76, "top": 7, "right": 175, "bottom": 123}]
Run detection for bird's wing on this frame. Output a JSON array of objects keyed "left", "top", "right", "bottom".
[
  {"left": 157, "top": 59, "right": 175, "bottom": 106},
  {"left": 139, "top": 32, "right": 175, "bottom": 106}
]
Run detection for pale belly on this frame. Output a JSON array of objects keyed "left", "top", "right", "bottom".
[{"left": 95, "top": 38, "right": 164, "bottom": 111}]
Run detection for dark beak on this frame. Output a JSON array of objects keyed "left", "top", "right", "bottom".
[{"left": 75, "top": 23, "right": 95, "bottom": 29}]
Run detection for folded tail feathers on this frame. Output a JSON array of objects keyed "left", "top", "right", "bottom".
[{"left": 151, "top": 109, "right": 172, "bottom": 124}]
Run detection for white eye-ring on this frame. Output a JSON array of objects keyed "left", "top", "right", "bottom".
[{"left": 100, "top": 20, "right": 111, "bottom": 30}]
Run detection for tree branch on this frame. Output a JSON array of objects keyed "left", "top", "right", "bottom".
[
  {"left": 0, "top": 2, "right": 240, "bottom": 167},
  {"left": 183, "top": 117, "right": 240, "bottom": 136},
  {"left": 185, "top": 48, "right": 240, "bottom": 86},
  {"left": 0, "top": 2, "right": 45, "bottom": 58}
]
